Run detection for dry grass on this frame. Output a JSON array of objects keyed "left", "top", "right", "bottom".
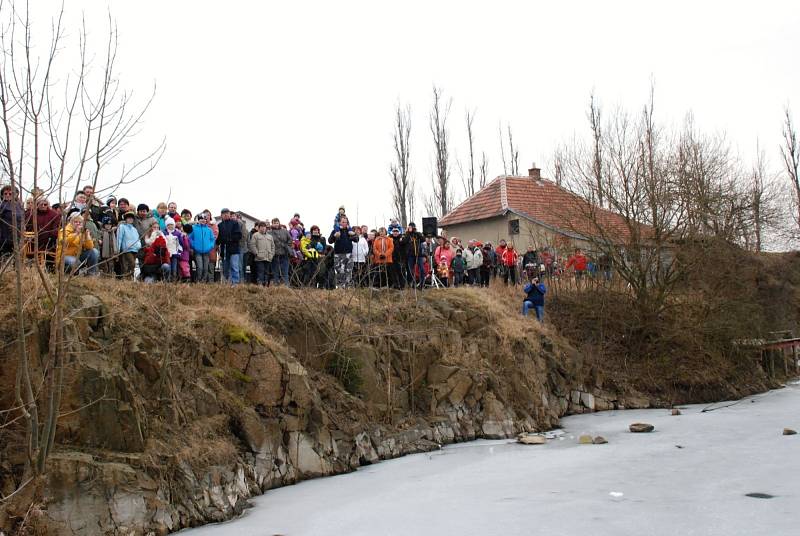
[{"left": 144, "top": 414, "right": 237, "bottom": 471}]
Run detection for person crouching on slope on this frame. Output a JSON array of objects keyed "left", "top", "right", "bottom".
[{"left": 522, "top": 274, "right": 547, "bottom": 323}]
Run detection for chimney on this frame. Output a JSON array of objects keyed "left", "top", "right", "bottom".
[{"left": 528, "top": 162, "right": 541, "bottom": 180}]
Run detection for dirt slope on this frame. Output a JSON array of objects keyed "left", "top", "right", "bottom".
[{"left": 0, "top": 272, "right": 786, "bottom": 535}]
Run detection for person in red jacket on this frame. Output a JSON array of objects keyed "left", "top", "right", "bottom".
[
  {"left": 566, "top": 247, "right": 588, "bottom": 288},
  {"left": 141, "top": 234, "right": 170, "bottom": 282},
  {"left": 500, "top": 241, "right": 519, "bottom": 285},
  {"left": 26, "top": 198, "right": 61, "bottom": 253}
]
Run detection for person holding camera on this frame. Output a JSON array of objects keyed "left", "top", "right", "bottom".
[
  {"left": 522, "top": 274, "right": 547, "bottom": 323},
  {"left": 57, "top": 213, "right": 99, "bottom": 275}
]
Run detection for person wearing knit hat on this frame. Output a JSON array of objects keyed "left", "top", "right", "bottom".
[
  {"left": 98, "top": 215, "right": 118, "bottom": 275},
  {"left": 387, "top": 218, "right": 404, "bottom": 236},
  {"left": 116, "top": 211, "right": 140, "bottom": 279},
  {"left": 178, "top": 222, "right": 193, "bottom": 281},
  {"left": 104, "top": 196, "right": 120, "bottom": 223},
  {"left": 140, "top": 233, "right": 170, "bottom": 282},
  {"left": 163, "top": 216, "right": 184, "bottom": 281},
  {"left": 333, "top": 206, "right": 347, "bottom": 232}
]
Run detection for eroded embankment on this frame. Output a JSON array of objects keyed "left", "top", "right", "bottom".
[{"left": 0, "top": 279, "right": 774, "bottom": 535}]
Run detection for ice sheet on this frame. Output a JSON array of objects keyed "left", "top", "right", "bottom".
[{"left": 183, "top": 382, "right": 800, "bottom": 536}]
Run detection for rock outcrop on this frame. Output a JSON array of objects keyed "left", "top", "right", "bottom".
[{"left": 0, "top": 282, "right": 649, "bottom": 535}]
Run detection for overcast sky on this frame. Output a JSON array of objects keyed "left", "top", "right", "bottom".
[{"left": 32, "top": 0, "right": 800, "bottom": 230}]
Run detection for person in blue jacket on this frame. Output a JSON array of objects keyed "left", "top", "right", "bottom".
[
  {"left": 522, "top": 275, "right": 546, "bottom": 323},
  {"left": 115, "top": 211, "right": 141, "bottom": 279},
  {"left": 189, "top": 213, "right": 215, "bottom": 283}
]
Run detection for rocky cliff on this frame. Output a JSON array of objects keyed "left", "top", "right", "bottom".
[{"left": 0, "top": 278, "right": 774, "bottom": 535}]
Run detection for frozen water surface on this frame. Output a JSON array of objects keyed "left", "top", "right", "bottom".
[{"left": 184, "top": 382, "right": 800, "bottom": 536}]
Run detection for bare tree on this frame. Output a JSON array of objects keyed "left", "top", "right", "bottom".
[
  {"left": 560, "top": 88, "right": 688, "bottom": 324},
  {"left": 674, "top": 115, "right": 748, "bottom": 243},
  {"left": 750, "top": 142, "right": 767, "bottom": 251},
  {"left": 390, "top": 103, "right": 412, "bottom": 227},
  {"left": 460, "top": 108, "right": 476, "bottom": 198},
  {"left": 746, "top": 141, "right": 784, "bottom": 251},
  {"left": 588, "top": 92, "right": 604, "bottom": 206},
  {"left": 560, "top": 86, "right": 782, "bottom": 321},
  {"left": 1, "top": 1, "right": 162, "bottom": 492},
  {"left": 479, "top": 151, "right": 489, "bottom": 189},
  {"left": 551, "top": 145, "right": 566, "bottom": 187},
  {"left": 498, "top": 122, "right": 519, "bottom": 175},
  {"left": 508, "top": 124, "right": 519, "bottom": 175},
  {"left": 498, "top": 122, "right": 507, "bottom": 175},
  {"left": 781, "top": 106, "right": 800, "bottom": 232},
  {"left": 429, "top": 86, "right": 452, "bottom": 217}
]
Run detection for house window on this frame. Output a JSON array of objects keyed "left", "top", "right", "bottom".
[{"left": 508, "top": 219, "right": 520, "bottom": 235}]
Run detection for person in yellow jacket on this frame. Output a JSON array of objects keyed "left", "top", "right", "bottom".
[
  {"left": 300, "top": 227, "right": 325, "bottom": 286},
  {"left": 57, "top": 213, "right": 99, "bottom": 275}
]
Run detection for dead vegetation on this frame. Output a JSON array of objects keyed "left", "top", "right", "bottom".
[{"left": 548, "top": 241, "right": 800, "bottom": 403}]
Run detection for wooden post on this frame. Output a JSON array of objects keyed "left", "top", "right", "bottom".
[
  {"left": 768, "top": 349, "right": 775, "bottom": 378},
  {"left": 784, "top": 348, "right": 789, "bottom": 376},
  {"left": 794, "top": 346, "right": 799, "bottom": 375}
]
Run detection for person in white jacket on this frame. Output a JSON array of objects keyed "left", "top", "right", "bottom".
[
  {"left": 352, "top": 226, "right": 370, "bottom": 286},
  {"left": 163, "top": 217, "right": 183, "bottom": 281},
  {"left": 466, "top": 240, "right": 483, "bottom": 285}
]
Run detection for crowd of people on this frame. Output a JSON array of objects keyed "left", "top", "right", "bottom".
[{"left": 1, "top": 184, "right": 614, "bottom": 321}]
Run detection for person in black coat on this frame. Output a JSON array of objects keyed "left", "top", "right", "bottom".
[
  {"left": 400, "top": 222, "right": 425, "bottom": 288},
  {"left": 216, "top": 208, "right": 243, "bottom": 284},
  {"left": 389, "top": 227, "right": 404, "bottom": 289},
  {"left": 327, "top": 215, "right": 359, "bottom": 288},
  {"left": 0, "top": 185, "right": 24, "bottom": 256},
  {"left": 521, "top": 245, "right": 538, "bottom": 271}
]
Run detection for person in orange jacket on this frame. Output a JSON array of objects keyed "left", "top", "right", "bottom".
[
  {"left": 566, "top": 247, "right": 588, "bottom": 287},
  {"left": 501, "top": 241, "right": 519, "bottom": 285},
  {"left": 371, "top": 227, "right": 394, "bottom": 288}
]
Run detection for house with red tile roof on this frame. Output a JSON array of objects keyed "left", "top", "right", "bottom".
[{"left": 439, "top": 167, "right": 636, "bottom": 252}]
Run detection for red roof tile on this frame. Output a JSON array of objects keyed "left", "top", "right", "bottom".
[
  {"left": 440, "top": 175, "right": 638, "bottom": 242},
  {"left": 439, "top": 179, "right": 505, "bottom": 224}
]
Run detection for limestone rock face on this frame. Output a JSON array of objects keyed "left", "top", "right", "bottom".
[
  {"left": 580, "top": 392, "right": 595, "bottom": 411},
  {"left": 621, "top": 396, "right": 651, "bottom": 409},
  {"left": 71, "top": 353, "right": 147, "bottom": 452},
  {"left": 2, "top": 288, "right": 643, "bottom": 536},
  {"left": 427, "top": 364, "right": 458, "bottom": 385}
]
